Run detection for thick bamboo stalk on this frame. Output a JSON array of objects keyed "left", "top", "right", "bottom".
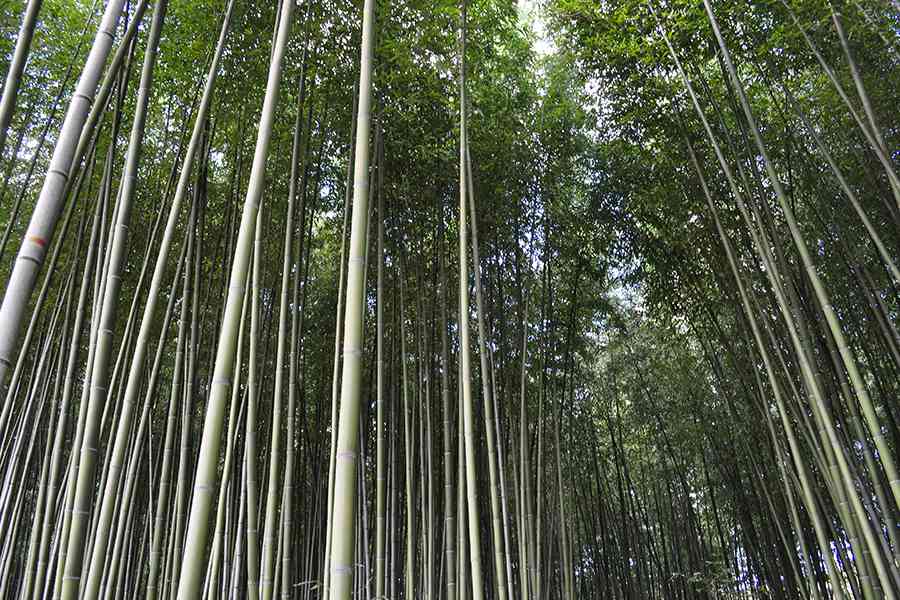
[
  {"left": 0, "top": 0, "right": 130, "bottom": 387},
  {"left": 174, "top": 0, "right": 294, "bottom": 595},
  {"left": 325, "top": 0, "right": 376, "bottom": 596}
]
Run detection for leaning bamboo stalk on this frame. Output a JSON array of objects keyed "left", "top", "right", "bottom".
[
  {"left": 655, "top": 9, "right": 875, "bottom": 571},
  {"left": 95, "top": 235, "right": 185, "bottom": 600},
  {"left": 0, "top": 126, "right": 100, "bottom": 447},
  {"left": 490, "top": 349, "right": 515, "bottom": 599},
  {"left": 143, "top": 33, "right": 233, "bottom": 598},
  {"left": 0, "top": 351, "right": 58, "bottom": 598},
  {"left": 5, "top": 269, "right": 72, "bottom": 598},
  {"left": 174, "top": 0, "right": 294, "bottom": 595},
  {"left": 0, "top": 32, "right": 87, "bottom": 264},
  {"left": 28, "top": 207, "right": 90, "bottom": 574},
  {"left": 260, "top": 168, "right": 291, "bottom": 600},
  {"left": 704, "top": 0, "right": 900, "bottom": 541},
  {"left": 244, "top": 178, "right": 263, "bottom": 600},
  {"left": 75, "top": 3, "right": 169, "bottom": 596},
  {"left": 259, "top": 62, "right": 307, "bottom": 600},
  {"left": 0, "top": 0, "right": 131, "bottom": 387},
  {"left": 780, "top": 0, "right": 900, "bottom": 206},
  {"left": 680, "top": 3, "right": 899, "bottom": 592},
  {"left": 778, "top": 85, "right": 900, "bottom": 285},
  {"left": 685, "top": 137, "right": 848, "bottom": 598},
  {"left": 830, "top": 5, "right": 889, "bottom": 170},
  {"left": 0, "top": 0, "right": 44, "bottom": 158},
  {"left": 67, "top": 66, "right": 133, "bottom": 562},
  {"left": 50, "top": 161, "right": 106, "bottom": 600},
  {"left": 204, "top": 291, "right": 249, "bottom": 600},
  {"left": 399, "top": 268, "right": 414, "bottom": 600}
]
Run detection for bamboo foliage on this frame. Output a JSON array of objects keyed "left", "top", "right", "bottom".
[{"left": 0, "top": 1, "right": 896, "bottom": 600}]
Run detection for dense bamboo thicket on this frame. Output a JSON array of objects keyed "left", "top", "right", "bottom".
[{"left": 0, "top": 0, "right": 898, "bottom": 599}]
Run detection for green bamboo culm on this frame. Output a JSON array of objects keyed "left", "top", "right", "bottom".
[
  {"left": 326, "top": 0, "right": 376, "bottom": 596},
  {"left": 174, "top": 0, "right": 294, "bottom": 596}
]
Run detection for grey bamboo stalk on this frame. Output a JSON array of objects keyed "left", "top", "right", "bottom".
[
  {"left": 0, "top": 0, "right": 43, "bottom": 158},
  {"left": 0, "top": 122, "right": 99, "bottom": 445},
  {"left": 0, "top": 7, "right": 149, "bottom": 443},
  {"left": 0, "top": 0, "right": 129, "bottom": 388},
  {"left": 63, "top": 0, "right": 149, "bottom": 215},
  {"left": 458, "top": 3, "right": 486, "bottom": 597},
  {"left": 0, "top": 43, "right": 81, "bottom": 264},
  {"left": 465, "top": 144, "right": 507, "bottom": 600},
  {"left": 175, "top": 0, "right": 294, "bottom": 595},
  {"left": 325, "top": 0, "right": 375, "bottom": 596}
]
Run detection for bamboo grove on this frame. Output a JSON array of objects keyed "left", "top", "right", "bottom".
[{"left": 0, "top": 0, "right": 898, "bottom": 598}]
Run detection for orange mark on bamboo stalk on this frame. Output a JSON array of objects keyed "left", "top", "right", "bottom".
[{"left": 27, "top": 235, "right": 47, "bottom": 248}]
